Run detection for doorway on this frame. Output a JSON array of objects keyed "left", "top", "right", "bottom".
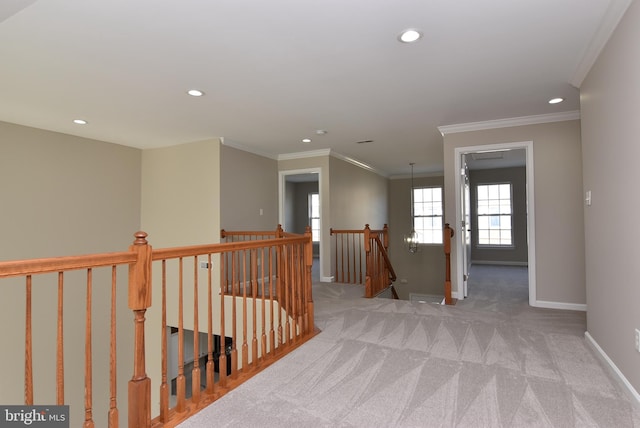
[
  {"left": 278, "top": 168, "right": 323, "bottom": 280},
  {"left": 454, "top": 141, "right": 536, "bottom": 306}
]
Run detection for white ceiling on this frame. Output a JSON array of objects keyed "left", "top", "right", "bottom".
[{"left": 0, "top": 0, "right": 631, "bottom": 176}]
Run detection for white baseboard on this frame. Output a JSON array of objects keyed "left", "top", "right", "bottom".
[
  {"left": 472, "top": 260, "right": 529, "bottom": 266},
  {"left": 585, "top": 331, "right": 640, "bottom": 405},
  {"left": 452, "top": 291, "right": 463, "bottom": 300},
  {"left": 320, "top": 276, "right": 334, "bottom": 283},
  {"left": 533, "top": 300, "right": 586, "bottom": 311}
]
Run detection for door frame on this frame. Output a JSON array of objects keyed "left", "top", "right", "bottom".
[
  {"left": 453, "top": 141, "right": 537, "bottom": 305},
  {"left": 461, "top": 158, "right": 471, "bottom": 297},
  {"left": 278, "top": 167, "right": 324, "bottom": 278}
]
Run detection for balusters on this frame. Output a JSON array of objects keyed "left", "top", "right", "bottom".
[
  {"left": 206, "top": 253, "right": 215, "bottom": 395},
  {"left": 219, "top": 252, "right": 227, "bottom": 387},
  {"left": 57, "top": 272, "right": 64, "bottom": 405},
  {"left": 109, "top": 266, "right": 119, "bottom": 428},
  {"left": 241, "top": 250, "right": 249, "bottom": 370},
  {"left": 84, "top": 269, "right": 94, "bottom": 428},
  {"left": 176, "top": 257, "right": 186, "bottom": 413},
  {"left": 251, "top": 249, "right": 258, "bottom": 368},
  {"left": 230, "top": 251, "right": 238, "bottom": 379},
  {"left": 159, "top": 261, "right": 169, "bottom": 422},
  {"left": 268, "top": 247, "right": 275, "bottom": 355},
  {"left": 191, "top": 257, "right": 201, "bottom": 404},
  {"left": 284, "top": 244, "right": 291, "bottom": 344},
  {"left": 25, "top": 275, "right": 33, "bottom": 405},
  {"left": 260, "top": 246, "right": 267, "bottom": 363}
]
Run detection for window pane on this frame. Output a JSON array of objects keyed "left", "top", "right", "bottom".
[
  {"left": 309, "top": 193, "right": 320, "bottom": 242},
  {"left": 477, "top": 185, "right": 488, "bottom": 200},
  {"left": 476, "top": 183, "right": 513, "bottom": 246},
  {"left": 412, "top": 186, "right": 443, "bottom": 244}
]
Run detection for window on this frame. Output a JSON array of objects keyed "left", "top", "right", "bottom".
[
  {"left": 413, "top": 186, "right": 443, "bottom": 244},
  {"left": 476, "top": 183, "right": 512, "bottom": 246},
  {"left": 309, "top": 193, "right": 320, "bottom": 242}
]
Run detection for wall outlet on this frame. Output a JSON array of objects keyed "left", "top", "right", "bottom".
[
  {"left": 635, "top": 329, "right": 640, "bottom": 352},
  {"left": 200, "top": 261, "right": 210, "bottom": 269}
]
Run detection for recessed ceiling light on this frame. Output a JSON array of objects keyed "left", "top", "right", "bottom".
[
  {"left": 315, "top": 130, "right": 327, "bottom": 135},
  {"left": 398, "top": 29, "right": 422, "bottom": 43},
  {"left": 548, "top": 97, "right": 564, "bottom": 104},
  {"left": 73, "top": 119, "right": 88, "bottom": 125},
  {"left": 302, "top": 138, "right": 312, "bottom": 143},
  {"left": 187, "top": 89, "right": 205, "bottom": 97}
]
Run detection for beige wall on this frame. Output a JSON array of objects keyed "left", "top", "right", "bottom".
[
  {"left": 388, "top": 175, "right": 445, "bottom": 299},
  {"left": 581, "top": 1, "right": 640, "bottom": 397},
  {"left": 329, "top": 156, "right": 388, "bottom": 231},
  {"left": 443, "top": 120, "right": 585, "bottom": 306},
  {"left": 220, "top": 144, "right": 278, "bottom": 230},
  {"left": 141, "top": 138, "right": 221, "bottom": 416},
  {"left": 0, "top": 121, "right": 141, "bottom": 426},
  {"left": 141, "top": 139, "right": 221, "bottom": 247}
]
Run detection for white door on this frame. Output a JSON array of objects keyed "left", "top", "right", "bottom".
[{"left": 460, "top": 157, "right": 471, "bottom": 297}]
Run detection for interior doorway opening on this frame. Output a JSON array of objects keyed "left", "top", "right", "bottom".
[
  {"left": 454, "top": 141, "right": 536, "bottom": 306},
  {"left": 278, "top": 168, "right": 323, "bottom": 281}
]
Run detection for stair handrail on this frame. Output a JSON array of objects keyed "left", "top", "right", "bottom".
[{"left": 0, "top": 227, "right": 315, "bottom": 427}]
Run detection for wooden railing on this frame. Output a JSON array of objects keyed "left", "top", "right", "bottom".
[
  {"left": 0, "top": 228, "right": 315, "bottom": 427},
  {"left": 220, "top": 225, "right": 282, "bottom": 297},
  {"left": 330, "top": 224, "right": 396, "bottom": 298}
]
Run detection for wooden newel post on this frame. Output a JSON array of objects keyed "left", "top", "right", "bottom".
[
  {"left": 128, "top": 231, "right": 152, "bottom": 428},
  {"left": 382, "top": 224, "right": 389, "bottom": 249},
  {"left": 443, "top": 224, "right": 455, "bottom": 305},
  {"left": 363, "top": 225, "right": 372, "bottom": 297},
  {"left": 303, "top": 226, "right": 314, "bottom": 334}
]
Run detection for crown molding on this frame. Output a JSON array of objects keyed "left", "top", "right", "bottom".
[
  {"left": 277, "top": 149, "right": 331, "bottom": 161},
  {"left": 570, "top": 0, "right": 633, "bottom": 88},
  {"left": 329, "top": 151, "right": 388, "bottom": 177},
  {"left": 437, "top": 111, "right": 580, "bottom": 136},
  {"left": 220, "top": 137, "right": 279, "bottom": 160},
  {"left": 277, "top": 149, "right": 388, "bottom": 177}
]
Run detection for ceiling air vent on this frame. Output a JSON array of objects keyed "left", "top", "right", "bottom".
[{"left": 356, "top": 139, "right": 374, "bottom": 144}]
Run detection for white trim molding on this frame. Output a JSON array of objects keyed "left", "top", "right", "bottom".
[
  {"left": 220, "top": 137, "right": 278, "bottom": 160},
  {"left": 277, "top": 149, "right": 331, "bottom": 161},
  {"left": 329, "top": 151, "right": 388, "bottom": 177},
  {"left": 533, "top": 300, "right": 586, "bottom": 311},
  {"left": 585, "top": 331, "right": 640, "bottom": 405},
  {"left": 438, "top": 111, "right": 580, "bottom": 136},
  {"left": 278, "top": 149, "right": 388, "bottom": 178},
  {"left": 570, "top": 0, "right": 633, "bottom": 88}
]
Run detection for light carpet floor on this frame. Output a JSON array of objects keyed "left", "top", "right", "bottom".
[{"left": 178, "top": 265, "right": 640, "bottom": 427}]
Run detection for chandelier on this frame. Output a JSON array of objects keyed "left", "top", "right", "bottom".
[{"left": 404, "top": 163, "right": 419, "bottom": 253}]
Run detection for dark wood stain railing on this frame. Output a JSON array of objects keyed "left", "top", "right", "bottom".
[
  {"left": 0, "top": 227, "right": 315, "bottom": 427},
  {"left": 330, "top": 224, "right": 396, "bottom": 298}
]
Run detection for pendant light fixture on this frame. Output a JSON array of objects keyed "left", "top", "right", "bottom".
[{"left": 404, "top": 163, "right": 419, "bottom": 253}]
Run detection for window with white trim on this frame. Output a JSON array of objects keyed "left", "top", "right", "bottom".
[
  {"left": 476, "top": 183, "right": 513, "bottom": 246},
  {"left": 413, "top": 186, "right": 443, "bottom": 244},
  {"left": 309, "top": 193, "right": 320, "bottom": 242}
]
